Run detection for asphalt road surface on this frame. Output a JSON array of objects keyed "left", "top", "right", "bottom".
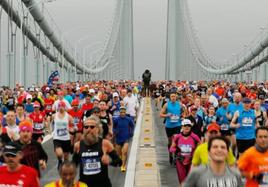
[
  {"left": 40, "top": 99, "right": 177, "bottom": 187},
  {"left": 153, "top": 100, "right": 179, "bottom": 187},
  {"left": 40, "top": 138, "right": 125, "bottom": 186}
]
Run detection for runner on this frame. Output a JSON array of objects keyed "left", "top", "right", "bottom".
[
  {"left": 160, "top": 92, "right": 183, "bottom": 164},
  {"left": 216, "top": 98, "right": 232, "bottom": 140},
  {"left": 51, "top": 101, "right": 74, "bottom": 169},
  {"left": 15, "top": 104, "right": 27, "bottom": 124},
  {"left": 29, "top": 101, "right": 47, "bottom": 143},
  {"left": 99, "top": 100, "right": 113, "bottom": 140},
  {"left": 4, "top": 110, "right": 20, "bottom": 141},
  {"left": 45, "top": 161, "right": 87, "bottom": 187},
  {"left": 73, "top": 116, "right": 122, "bottom": 187},
  {"left": 227, "top": 92, "right": 243, "bottom": 155},
  {"left": 183, "top": 136, "right": 243, "bottom": 187},
  {"left": 191, "top": 122, "right": 236, "bottom": 167},
  {"left": 15, "top": 120, "right": 48, "bottom": 178},
  {"left": 169, "top": 119, "right": 200, "bottom": 184},
  {"left": 68, "top": 99, "right": 83, "bottom": 144},
  {"left": 238, "top": 126, "right": 268, "bottom": 187},
  {"left": 230, "top": 97, "right": 258, "bottom": 156},
  {"left": 113, "top": 106, "right": 134, "bottom": 172},
  {"left": 108, "top": 92, "right": 121, "bottom": 119},
  {"left": 0, "top": 141, "right": 40, "bottom": 187}
]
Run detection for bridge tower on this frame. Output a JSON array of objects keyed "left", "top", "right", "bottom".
[{"left": 110, "top": 0, "right": 134, "bottom": 80}]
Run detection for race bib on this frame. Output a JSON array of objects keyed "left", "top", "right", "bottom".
[
  {"left": 170, "top": 115, "right": 179, "bottom": 123},
  {"left": 221, "top": 124, "right": 229, "bottom": 131},
  {"left": 258, "top": 172, "right": 268, "bottom": 187},
  {"left": 73, "top": 117, "right": 79, "bottom": 125},
  {"left": 57, "top": 128, "right": 68, "bottom": 136},
  {"left": 82, "top": 157, "right": 101, "bottom": 175},
  {"left": 34, "top": 123, "right": 44, "bottom": 130},
  {"left": 179, "top": 144, "right": 192, "bottom": 155},
  {"left": 242, "top": 117, "right": 253, "bottom": 127},
  {"left": 46, "top": 105, "right": 52, "bottom": 110}
]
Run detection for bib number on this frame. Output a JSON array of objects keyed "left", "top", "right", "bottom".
[
  {"left": 170, "top": 115, "right": 179, "bottom": 123},
  {"left": 83, "top": 158, "right": 101, "bottom": 175},
  {"left": 179, "top": 144, "right": 192, "bottom": 155},
  {"left": 46, "top": 105, "right": 52, "bottom": 110},
  {"left": 34, "top": 123, "right": 44, "bottom": 130},
  {"left": 73, "top": 117, "right": 79, "bottom": 125},
  {"left": 57, "top": 128, "right": 68, "bottom": 137},
  {"left": 242, "top": 117, "right": 253, "bottom": 127},
  {"left": 221, "top": 124, "right": 229, "bottom": 131}
]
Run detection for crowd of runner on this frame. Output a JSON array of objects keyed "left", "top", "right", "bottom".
[
  {"left": 1, "top": 79, "right": 268, "bottom": 187},
  {"left": 0, "top": 80, "right": 140, "bottom": 187},
  {"left": 153, "top": 80, "right": 268, "bottom": 187}
]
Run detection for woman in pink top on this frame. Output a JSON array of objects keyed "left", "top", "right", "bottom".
[{"left": 170, "top": 119, "right": 201, "bottom": 184}]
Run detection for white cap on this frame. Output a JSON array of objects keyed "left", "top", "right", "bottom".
[
  {"left": 26, "top": 94, "right": 32, "bottom": 100},
  {"left": 89, "top": 89, "right": 95, "bottom": 93},
  {"left": 113, "top": 92, "right": 119, "bottom": 97},
  {"left": 181, "top": 119, "right": 192, "bottom": 126}
]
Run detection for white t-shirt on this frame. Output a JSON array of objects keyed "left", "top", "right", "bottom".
[{"left": 123, "top": 94, "right": 139, "bottom": 117}]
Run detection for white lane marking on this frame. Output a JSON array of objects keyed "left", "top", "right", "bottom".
[
  {"left": 42, "top": 134, "right": 52, "bottom": 144},
  {"left": 124, "top": 99, "right": 144, "bottom": 187}
]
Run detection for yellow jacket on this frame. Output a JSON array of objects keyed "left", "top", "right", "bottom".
[{"left": 44, "top": 180, "right": 87, "bottom": 187}]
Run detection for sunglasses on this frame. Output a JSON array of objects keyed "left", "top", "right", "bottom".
[
  {"left": 83, "top": 125, "right": 96, "bottom": 130},
  {"left": 183, "top": 124, "right": 192, "bottom": 127},
  {"left": 4, "top": 153, "right": 16, "bottom": 158}
]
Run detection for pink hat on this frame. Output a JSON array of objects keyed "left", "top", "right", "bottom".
[{"left": 19, "top": 120, "right": 33, "bottom": 132}]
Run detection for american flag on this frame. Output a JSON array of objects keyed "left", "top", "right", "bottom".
[{"left": 47, "top": 70, "right": 60, "bottom": 86}]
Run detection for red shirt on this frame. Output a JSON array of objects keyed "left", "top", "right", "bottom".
[
  {"left": 81, "top": 103, "right": 93, "bottom": 114},
  {"left": 17, "top": 95, "right": 25, "bottom": 104},
  {"left": 44, "top": 98, "right": 54, "bottom": 114},
  {"left": 29, "top": 111, "right": 46, "bottom": 133},
  {"left": 0, "top": 165, "right": 39, "bottom": 187},
  {"left": 68, "top": 108, "right": 83, "bottom": 131}
]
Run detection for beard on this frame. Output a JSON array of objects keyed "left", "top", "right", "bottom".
[{"left": 84, "top": 132, "right": 99, "bottom": 145}]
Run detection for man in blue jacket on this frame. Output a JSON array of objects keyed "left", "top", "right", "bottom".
[{"left": 113, "top": 106, "right": 134, "bottom": 172}]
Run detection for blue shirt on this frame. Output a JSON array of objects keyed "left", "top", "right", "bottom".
[
  {"left": 113, "top": 116, "right": 134, "bottom": 144},
  {"left": 236, "top": 109, "right": 256, "bottom": 140},
  {"left": 227, "top": 102, "right": 243, "bottom": 118},
  {"left": 165, "top": 101, "right": 181, "bottom": 128},
  {"left": 24, "top": 104, "right": 34, "bottom": 113},
  {"left": 216, "top": 107, "right": 230, "bottom": 130}
]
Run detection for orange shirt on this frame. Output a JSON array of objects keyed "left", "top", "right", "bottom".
[{"left": 238, "top": 146, "right": 268, "bottom": 187}]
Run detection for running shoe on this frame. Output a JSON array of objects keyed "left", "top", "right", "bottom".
[{"left": 121, "top": 165, "right": 126, "bottom": 172}]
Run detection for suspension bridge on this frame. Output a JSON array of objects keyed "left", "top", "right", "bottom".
[
  {"left": 1, "top": 0, "right": 268, "bottom": 88},
  {"left": 1, "top": 0, "right": 268, "bottom": 186}
]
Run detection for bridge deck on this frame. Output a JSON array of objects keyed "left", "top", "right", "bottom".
[{"left": 40, "top": 98, "right": 177, "bottom": 187}]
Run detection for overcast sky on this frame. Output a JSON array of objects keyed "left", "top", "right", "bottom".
[{"left": 45, "top": 0, "right": 268, "bottom": 80}]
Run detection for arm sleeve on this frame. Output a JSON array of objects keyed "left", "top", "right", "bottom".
[
  {"left": 108, "top": 150, "right": 122, "bottom": 167},
  {"left": 237, "top": 150, "right": 249, "bottom": 171},
  {"left": 191, "top": 145, "right": 201, "bottom": 166},
  {"left": 227, "top": 147, "right": 236, "bottom": 166}
]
